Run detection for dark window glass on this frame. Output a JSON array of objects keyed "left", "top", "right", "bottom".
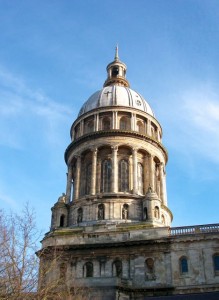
[
  {"left": 113, "top": 260, "right": 122, "bottom": 277},
  {"left": 214, "top": 255, "right": 219, "bottom": 271},
  {"left": 101, "top": 159, "right": 112, "bottom": 192},
  {"left": 112, "top": 67, "right": 119, "bottom": 76},
  {"left": 85, "top": 163, "right": 92, "bottom": 195},
  {"left": 119, "top": 159, "right": 129, "bottom": 192},
  {"left": 85, "top": 262, "right": 93, "bottom": 277},
  {"left": 60, "top": 215, "right": 65, "bottom": 227},
  {"left": 180, "top": 257, "right": 188, "bottom": 273}
]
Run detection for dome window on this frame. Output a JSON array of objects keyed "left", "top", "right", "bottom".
[
  {"left": 120, "top": 116, "right": 130, "bottom": 131},
  {"left": 102, "top": 117, "right": 111, "bottom": 130}
]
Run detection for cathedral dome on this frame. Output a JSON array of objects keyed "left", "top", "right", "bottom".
[{"left": 78, "top": 85, "right": 154, "bottom": 117}]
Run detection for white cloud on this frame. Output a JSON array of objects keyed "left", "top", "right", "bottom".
[
  {"left": 161, "top": 83, "right": 219, "bottom": 164},
  {"left": 0, "top": 65, "right": 74, "bottom": 149}
]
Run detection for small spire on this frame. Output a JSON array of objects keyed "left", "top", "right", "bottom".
[{"left": 115, "top": 44, "right": 119, "bottom": 61}]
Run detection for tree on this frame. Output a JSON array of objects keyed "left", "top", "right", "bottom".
[
  {"left": 0, "top": 205, "right": 89, "bottom": 300},
  {"left": 0, "top": 204, "right": 39, "bottom": 300}
]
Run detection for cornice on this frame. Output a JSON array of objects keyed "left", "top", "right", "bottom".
[{"left": 65, "top": 130, "right": 168, "bottom": 163}]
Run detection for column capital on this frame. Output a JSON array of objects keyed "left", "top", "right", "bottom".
[
  {"left": 111, "top": 145, "right": 118, "bottom": 152},
  {"left": 91, "top": 147, "right": 98, "bottom": 154},
  {"left": 147, "top": 153, "right": 154, "bottom": 159},
  {"left": 132, "top": 147, "right": 138, "bottom": 154}
]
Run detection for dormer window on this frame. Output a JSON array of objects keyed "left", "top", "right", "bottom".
[{"left": 112, "top": 66, "right": 119, "bottom": 77}]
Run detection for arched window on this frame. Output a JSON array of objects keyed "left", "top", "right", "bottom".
[
  {"left": 85, "top": 163, "right": 92, "bottom": 195},
  {"left": 102, "top": 117, "right": 111, "bottom": 130},
  {"left": 213, "top": 254, "right": 219, "bottom": 274},
  {"left": 122, "top": 204, "right": 129, "bottom": 220},
  {"left": 151, "top": 124, "right": 156, "bottom": 139},
  {"left": 143, "top": 207, "right": 148, "bottom": 220},
  {"left": 137, "top": 163, "right": 144, "bottom": 194},
  {"left": 101, "top": 159, "right": 112, "bottom": 192},
  {"left": 98, "top": 204, "right": 105, "bottom": 220},
  {"left": 154, "top": 206, "right": 159, "bottom": 219},
  {"left": 77, "top": 208, "right": 83, "bottom": 223},
  {"left": 136, "top": 121, "right": 144, "bottom": 134},
  {"left": 119, "top": 159, "right": 129, "bottom": 192},
  {"left": 120, "top": 117, "right": 130, "bottom": 130},
  {"left": 86, "top": 120, "right": 94, "bottom": 133},
  {"left": 84, "top": 262, "right": 93, "bottom": 278},
  {"left": 113, "top": 260, "right": 122, "bottom": 277},
  {"left": 180, "top": 257, "right": 188, "bottom": 274},
  {"left": 161, "top": 215, "right": 165, "bottom": 225},
  {"left": 74, "top": 124, "right": 80, "bottom": 139},
  {"left": 60, "top": 214, "right": 65, "bottom": 227}
]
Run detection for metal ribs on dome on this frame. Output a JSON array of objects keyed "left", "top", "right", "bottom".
[{"left": 78, "top": 85, "right": 154, "bottom": 117}]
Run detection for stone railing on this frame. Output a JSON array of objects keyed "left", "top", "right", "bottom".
[{"left": 169, "top": 223, "right": 219, "bottom": 236}]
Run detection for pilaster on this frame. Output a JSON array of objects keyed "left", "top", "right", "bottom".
[
  {"left": 112, "top": 146, "right": 118, "bottom": 193},
  {"left": 132, "top": 148, "right": 138, "bottom": 194},
  {"left": 66, "top": 164, "right": 73, "bottom": 203},
  {"left": 91, "top": 148, "right": 98, "bottom": 195},
  {"left": 74, "top": 156, "right": 81, "bottom": 200}
]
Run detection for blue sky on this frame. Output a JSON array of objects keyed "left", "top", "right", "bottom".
[{"left": 0, "top": 0, "right": 219, "bottom": 232}]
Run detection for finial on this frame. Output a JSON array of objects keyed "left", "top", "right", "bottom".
[{"left": 115, "top": 44, "right": 119, "bottom": 61}]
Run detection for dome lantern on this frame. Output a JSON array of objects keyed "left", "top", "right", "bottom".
[{"left": 104, "top": 46, "right": 130, "bottom": 87}]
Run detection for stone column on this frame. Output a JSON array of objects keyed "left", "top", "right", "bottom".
[
  {"left": 95, "top": 113, "right": 99, "bottom": 131},
  {"left": 148, "top": 154, "right": 154, "bottom": 191},
  {"left": 147, "top": 119, "right": 151, "bottom": 136},
  {"left": 162, "top": 164, "right": 167, "bottom": 206},
  {"left": 66, "top": 164, "right": 73, "bottom": 203},
  {"left": 71, "top": 128, "right": 75, "bottom": 141},
  {"left": 112, "top": 111, "right": 115, "bottom": 129},
  {"left": 96, "top": 159, "right": 101, "bottom": 193},
  {"left": 74, "top": 156, "right": 81, "bottom": 200},
  {"left": 80, "top": 119, "right": 84, "bottom": 136},
  {"left": 159, "top": 163, "right": 164, "bottom": 203},
  {"left": 91, "top": 148, "right": 98, "bottom": 195},
  {"left": 114, "top": 111, "right": 118, "bottom": 129},
  {"left": 111, "top": 146, "right": 118, "bottom": 193},
  {"left": 143, "top": 155, "right": 148, "bottom": 194},
  {"left": 132, "top": 148, "right": 138, "bottom": 194},
  {"left": 131, "top": 113, "right": 136, "bottom": 131}
]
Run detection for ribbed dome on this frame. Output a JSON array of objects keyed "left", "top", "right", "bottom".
[{"left": 78, "top": 85, "right": 154, "bottom": 117}]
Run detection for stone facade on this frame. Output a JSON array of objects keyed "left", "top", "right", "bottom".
[{"left": 38, "top": 49, "right": 219, "bottom": 299}]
